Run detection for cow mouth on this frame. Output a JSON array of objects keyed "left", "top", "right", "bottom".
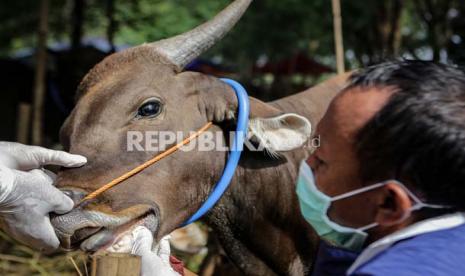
[
  {"left": 77, "top": 212, "right": 157, "bottom": 253},
  {"left": 52, "top": 206, "right": 159, "bottom": 253}
]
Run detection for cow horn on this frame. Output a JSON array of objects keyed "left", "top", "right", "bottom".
[{"left": 149, "top": 0, "right": 252, "bottom": 70}]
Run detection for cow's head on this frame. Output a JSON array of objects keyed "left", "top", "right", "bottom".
[{"left": 52, "top": 0, "right": 312, "bottom": 252}]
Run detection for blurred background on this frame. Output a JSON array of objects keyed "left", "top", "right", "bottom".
[{"left": 0, "top": 0, "right": 464, "bottom": 274}]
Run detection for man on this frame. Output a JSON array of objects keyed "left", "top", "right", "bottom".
[{"left": 297, "top": 60, "right": 465, "bottom": 275}]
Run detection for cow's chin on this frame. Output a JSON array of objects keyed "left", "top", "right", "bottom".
[{"left": 78, "top": 212, "right": 158, "bottom": 253}]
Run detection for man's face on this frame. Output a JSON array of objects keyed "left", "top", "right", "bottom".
[{"left": 307, "top": 86, "right": 394, "bottom": 228}]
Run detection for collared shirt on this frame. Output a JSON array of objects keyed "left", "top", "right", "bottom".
[{"left": 347, "top": 212, "right": 465, "bottom": 275}]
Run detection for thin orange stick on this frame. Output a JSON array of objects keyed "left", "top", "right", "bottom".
[{"left": 76, "top": 122, "right": 213, "bottom": 207}]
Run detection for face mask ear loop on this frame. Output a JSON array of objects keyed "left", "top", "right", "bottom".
[
  {"left": 357, "top": 222, "right": 378, "bottom": 232},
  {"left": 331, "top": 182, "right": 387, "bottom": 202},
  {"left": 329, "top": 181, "right": 403, "bottom": 232},
  {"left": 392, "top": 180, "right": 449, "bottom": 210}
]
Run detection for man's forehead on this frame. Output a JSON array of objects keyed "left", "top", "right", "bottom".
[{"left": 319, "top": 85, "right": 394, "bottom": 142}]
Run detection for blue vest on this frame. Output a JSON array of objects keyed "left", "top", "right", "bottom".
[
  {"left": 312, "top": 223, "right": 465, "bottom": 276},
  {"left": 350, "top": 223, "right": 465, "bottom": 276}
]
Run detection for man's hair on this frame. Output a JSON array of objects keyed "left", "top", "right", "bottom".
[{"left": 350, "top": 60, "right": 465, "bottom": 210}]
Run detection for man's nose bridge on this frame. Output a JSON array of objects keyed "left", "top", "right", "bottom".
[{"left": 60, "top": 189, "right": 87, "bottom": 205}]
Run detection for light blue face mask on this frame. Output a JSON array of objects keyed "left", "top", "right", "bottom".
[{"left": 296, "top": 160, "right": 447, "bottom": 251}]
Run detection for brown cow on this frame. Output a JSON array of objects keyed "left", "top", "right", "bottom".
[{"left": 51, "top": 0, "right": 348, "bottom": 275}]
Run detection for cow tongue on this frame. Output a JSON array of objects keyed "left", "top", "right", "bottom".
[
  {"left": 80, "top": 213, "right": 157, "bottom": 253},
  {"left": 80, "top": 228, "right": 133, "bottom": 253}
]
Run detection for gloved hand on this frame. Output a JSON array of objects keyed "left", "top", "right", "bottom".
[
  {"left": 0, "top": 142, "right": 86, "bottom": 170},
  {"left": 131, "top": 226, "right": 181, "bottom": 276},
  {"left": 0, "top": 142, "right": 87, "bottom": 252}
]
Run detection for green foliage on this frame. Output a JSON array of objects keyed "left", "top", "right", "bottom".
[
  {"left": 2, "top": 0, "right": 465, "bottom": 68},
  {"left": 210, "top": 0, "right": 334, "bottom": 67},
  {"left": 0, "top": 0, "right": 334, "bottom": 64}
]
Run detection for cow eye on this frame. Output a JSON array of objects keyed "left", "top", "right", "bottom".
[{"left": 137, "top": 100, "right": 162, "bottom": 118}]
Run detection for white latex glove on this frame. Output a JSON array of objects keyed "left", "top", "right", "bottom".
[
  {"left": 131, "top": 226, "right": 181, "bottom": 276},
  {"left": 0, "top": 142, "right": 87, "bottom": 252},
  {"left": 0, "top": 142, "right": 86, "bottom": 170}
]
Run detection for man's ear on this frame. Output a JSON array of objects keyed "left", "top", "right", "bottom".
[{"left": 374, "top": 181, "right": 413, "bottom": 226}]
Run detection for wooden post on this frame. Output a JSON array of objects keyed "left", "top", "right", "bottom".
[
  {"left": 32, "top": 0, "right": 49, "bottom": 146},
  {"left": 332, "top": 0, "right": 345, "bottom": 74},
  {"left": 91, "top": 253, "right": 141, "bottom": 276},
  {"left": 16, "top": 102, "right": 31, "bottom": 144},
  {"left": 71, "top": 0, "right": 85, "bottom": 50},
  {"left": 106, "top": 0, "right": 117, "bottom": 52}
]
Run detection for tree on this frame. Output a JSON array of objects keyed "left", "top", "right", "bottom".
[{"left": 3, "top": 0, "right": 465, "bottom": 71}]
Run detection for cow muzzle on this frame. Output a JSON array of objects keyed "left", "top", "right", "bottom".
[{"left": 51, "top": 189, "right": 159, "bottom": 252}]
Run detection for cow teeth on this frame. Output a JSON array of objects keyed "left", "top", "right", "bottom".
[
  {"left": 118, "top": 235, "right": 133, "bottom": 253},
  {"left": 119, "top": 235, "right": 131, "bottom": 246},
  {"left": 103, "top": 232, "right": 134, "bottom": 254}
]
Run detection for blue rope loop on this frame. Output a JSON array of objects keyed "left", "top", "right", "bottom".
[{"left": 183, "top": 78, "right": 250, "bottom": 226}]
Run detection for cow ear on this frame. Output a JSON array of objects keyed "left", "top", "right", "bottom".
[
  {"left": 198, "top": 80, "right": 311, "bottom": 152},
  {"left": 247, "top": 98, "right": 312, "bottom": 152}
]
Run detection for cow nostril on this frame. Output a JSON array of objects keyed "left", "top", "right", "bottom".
[{"left": 60, "top": 189, "right": 87, "bottom": 204}]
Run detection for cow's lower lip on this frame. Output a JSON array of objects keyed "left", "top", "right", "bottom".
[{"left": 77, "top": 212, "right": 157, "bottom": 253}]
